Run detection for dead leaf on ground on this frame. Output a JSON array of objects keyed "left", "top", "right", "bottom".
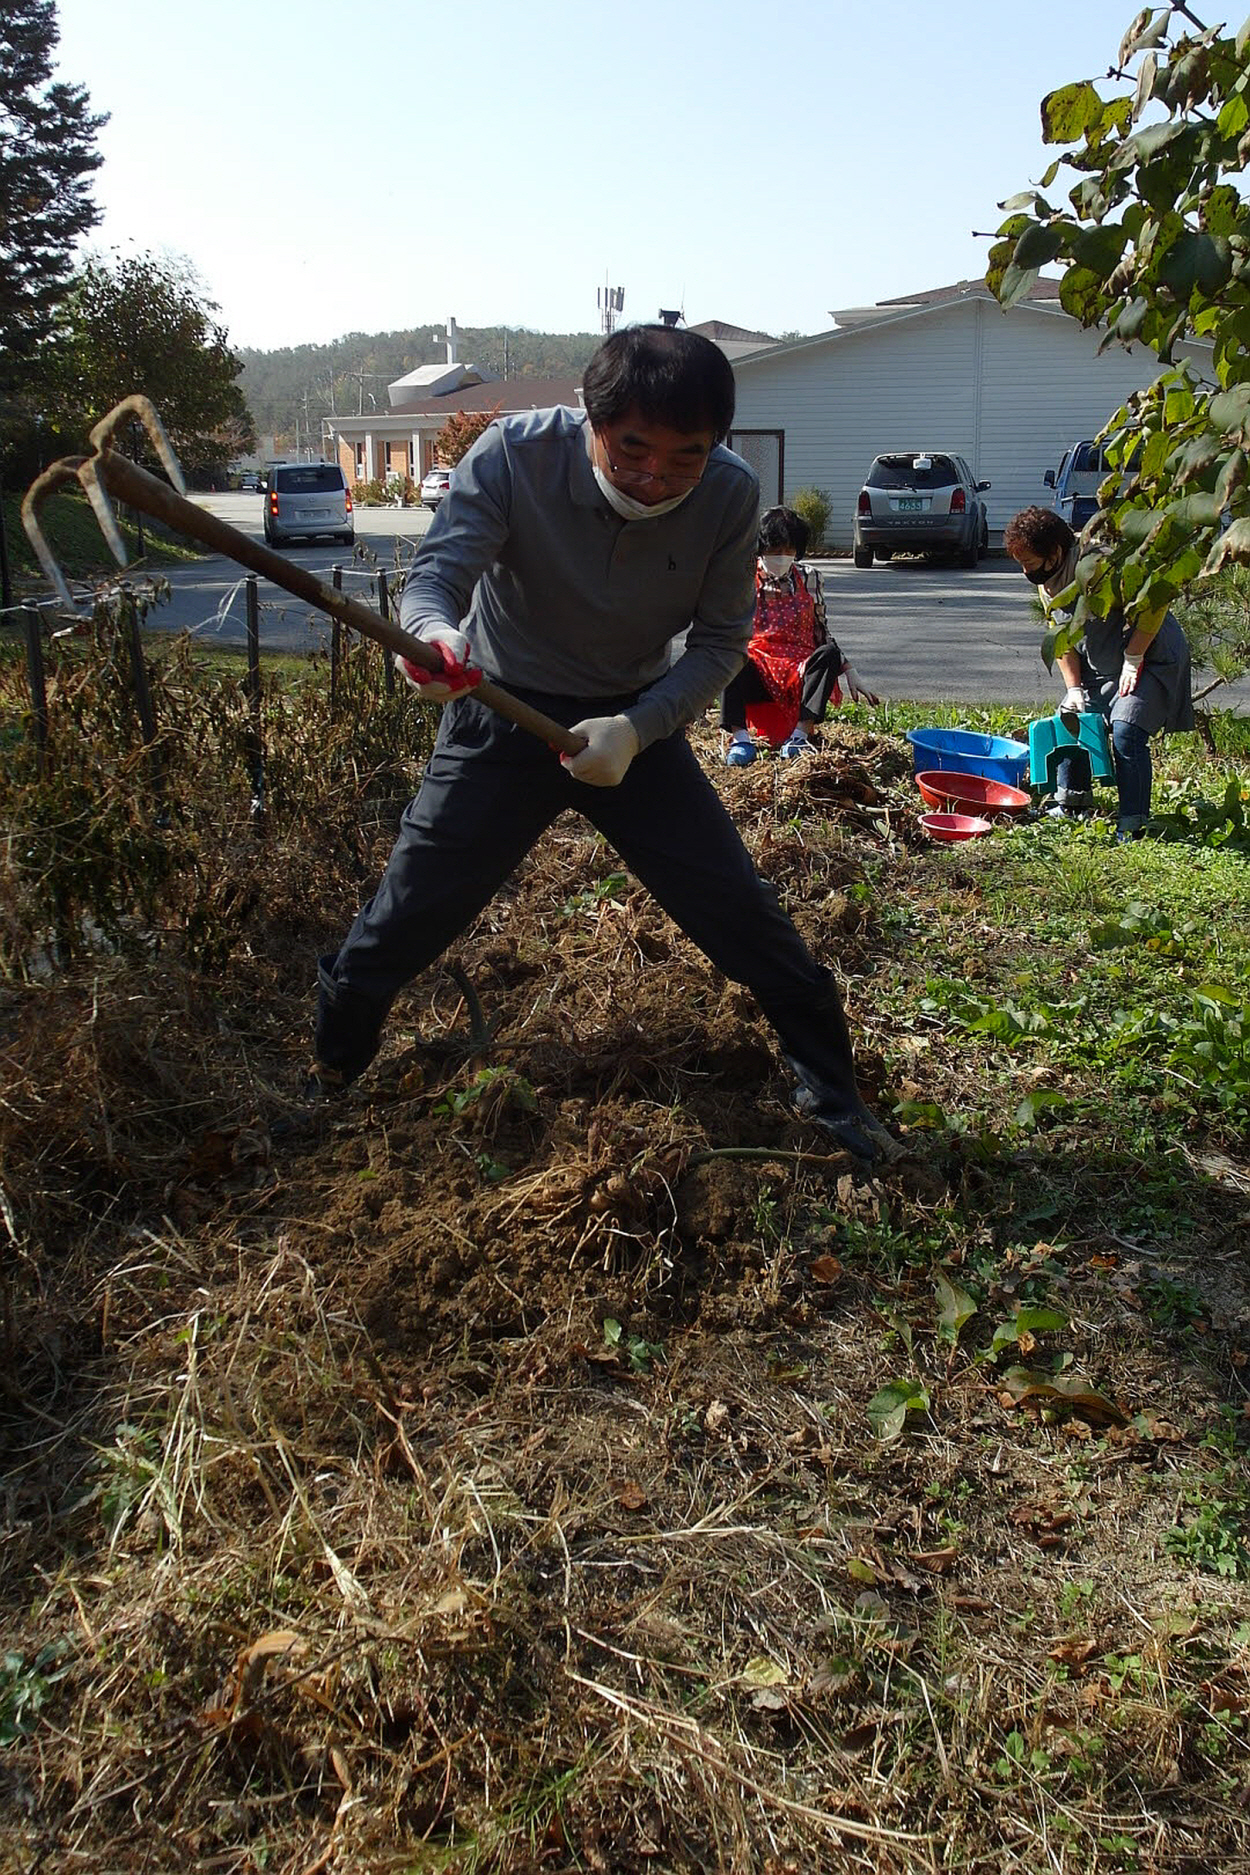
[
  {"left": 998, "top": 1366, "right": 1127, "bottom": 1426},
  {"left": 1048, "top": 1636, "right": 1099, "bottom": 1671},
  {"left": 909, "top": 1545, "right": 958, "bottom": 1574},
  {"left": 809, "top": 1254, "right": 844, "bottom": 1284}
]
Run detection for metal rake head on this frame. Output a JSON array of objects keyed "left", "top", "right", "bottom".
[{"left": 21, "top": 396, "right": 187, "bottom": 609}]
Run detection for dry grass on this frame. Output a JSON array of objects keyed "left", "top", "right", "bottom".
[{"left": 1, "top": 661, "right": 1249, "bottom": 1873}]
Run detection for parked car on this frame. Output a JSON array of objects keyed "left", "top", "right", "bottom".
[
  {"left": 853, "top": 451, "right": 990, "bottom": 568},
  {"left": 263, "top": 462, "right": 354, "bottom": 546},
  {"left": 237, "top": 470, "right": 262, "bottom": 492},
  {"left": 1043, "top": 440, "right": 1111, "bottom": 533},
  {"left": 420, "top": 466, "right": 453, "bottom": 509}
]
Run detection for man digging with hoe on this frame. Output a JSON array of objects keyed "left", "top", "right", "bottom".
[{"left": 312, "top": 325, "right": 898, "bottom": 1165}]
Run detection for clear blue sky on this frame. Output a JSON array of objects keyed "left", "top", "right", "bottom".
[{"left": 51, "top": 0, "right": 1190, "bottom": 352}]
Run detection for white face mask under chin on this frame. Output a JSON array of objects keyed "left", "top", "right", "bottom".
[{"left": 592, "top": 463, "right": 694, "bottom": 521}]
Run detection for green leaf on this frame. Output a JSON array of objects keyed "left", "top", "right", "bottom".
[
  {"left": 1041, "top": 81, "right": 1105, "bottom": 145},
  {"left": 1202, "top": 514, "right": 1250, "bottom": 573},
  {"left": 1014, "top": 221, "right": 1065, "bottom": 269},
  {"left": 998, "top": 261, "right": 1041, "bottom": 310},
  {"left": 1014, "top": 1089, "right": 1069, "bottom": 1129},
  {"left": 1071, "top": 223, "right": 1128, "bottom": 279},
  {"left": 1202, "top": 184, "right": 1245, "bottom": 240},
  {"left": 1209, "top": 382, "right": 1250, "bottom": 442},
  {"left": 991, "top": 1304, "right": 1068, "bottom": 1354},
  {"left": 1059, "top": 266, "right": 1111, "bottom": 326},
  {"left": 998, "top": 190, "right": 1052, "bottom": 215},
  {"left": 1120, "top": 8, "right": 1170, "bottom": 63},
  {"left": 602, "top": 1317, "right": 622, "bottom": 1348},
  {"left": 1133, "top": 50, "right": 1159, "bottom": 123},
  {"left": 934, "top": 1269, "right": 978, "bottom": 1345},
  {"left": 1217, "top": 92, "right": 1250, "bottom": 140},
  {"left": 1158, "top": 231, "right": 1233, "bottom": 299},
  {"left": 1115, "top": 296, "right": 1150, "bottom": 341},
  {"left": 1120, "top": 119, "right": 1190, "bottom": 167},
  {"left": 867, "top": 1378, "right": 930, "bottom": 1443}
]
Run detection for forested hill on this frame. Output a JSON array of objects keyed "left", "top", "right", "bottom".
[{"left": 237, "top": 325, "right": 601, "bottom": 443}]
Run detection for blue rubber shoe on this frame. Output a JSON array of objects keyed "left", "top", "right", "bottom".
[
  {"left": 724, "top": 740, "right": 756, "bottom": 767},
  {"left": 779, "top": 732, "right": 811, "bottom": 760}
]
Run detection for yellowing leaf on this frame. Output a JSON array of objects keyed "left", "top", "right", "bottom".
[{"left": 741, "top": 1654, "right": 788, "bottom": 1687}]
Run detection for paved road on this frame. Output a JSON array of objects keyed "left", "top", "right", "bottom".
[
  {"left": 137, "top": 492, "right": 435, "bottom": 653},
  {"left": 135, "top": 495, "right": 1245, "bottom": 713}
]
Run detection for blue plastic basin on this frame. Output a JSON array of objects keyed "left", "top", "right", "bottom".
[{"left": 905, "top": 728, "right": 1029, "bottom": 787}]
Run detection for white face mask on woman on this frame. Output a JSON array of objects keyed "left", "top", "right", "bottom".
[
  {"left": 759, "top": 553, "right": 796, "bottom": 580},
  {"left": 592, "top": 464, "right": 695, "bottom": 521}
]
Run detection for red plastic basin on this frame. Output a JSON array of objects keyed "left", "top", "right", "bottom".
[
  {"left": 916, "top": 769, "right": 1031, "bottom": 815},
  {"left": 919, "top": 811, "right": 993, "bottom": 842}
]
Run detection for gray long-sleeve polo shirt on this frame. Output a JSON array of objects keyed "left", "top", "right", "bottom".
[{"left": 398, "top": 405, "right": 760, "bottom": 750}]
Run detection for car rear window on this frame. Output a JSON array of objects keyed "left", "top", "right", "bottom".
[
  {"left": 273, "top": 466, "right": 345, "bottom": 493},
  {"left": 866, "top": 454, "right": 959, "bottom": 489}
]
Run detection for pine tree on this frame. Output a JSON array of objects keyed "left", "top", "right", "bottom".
[{"left": 0, "top": 0, "right": 106, "bottom": 391}]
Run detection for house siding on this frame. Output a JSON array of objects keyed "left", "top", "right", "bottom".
[{"left": 731, "top": 297, "right": 1212, "bottom": 551}]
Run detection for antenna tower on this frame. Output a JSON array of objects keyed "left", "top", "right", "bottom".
[{"left": 598, "top": 276, "right": 624, "bottom": 335}]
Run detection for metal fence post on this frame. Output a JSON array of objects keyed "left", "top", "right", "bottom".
[
  {"left": 330, "top": 563, "right": 342, "bottom": 718},
  {"left": 245, "top": 575, "right": 265, "bottom": 827},
  {"left": 378, "top": 570, "right": 395, "bottom": 694},
  {"left": 23, "top": 607, "right": 48, "bottom": 777}
]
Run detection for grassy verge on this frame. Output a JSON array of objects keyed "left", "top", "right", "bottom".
[
  {"left": 1, "top": 484, "right": 207, "bottom": 591},
  {"left": 0, "top": 665, "right": 1247, "bottom": 1873}
]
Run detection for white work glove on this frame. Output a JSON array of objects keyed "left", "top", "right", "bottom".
[
  {"left": 841, "top": 662, "right": 879, "bottom": 705},
  {"left": 1118, "top": 650, "right": 1144, "bottom": 697},
  {"left": 562, "top": 714, "right": 640, "bottom": 787},
  {"left": 394, "top": 627, "right": 478, "bottom": 703},
  {"left": 1060, "top": 685, "right": 1089, "bottom": 713}
]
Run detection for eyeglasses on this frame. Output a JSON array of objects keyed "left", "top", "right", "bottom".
[{"left": 599, "top": 449, "right": 707, "bottom": 492}]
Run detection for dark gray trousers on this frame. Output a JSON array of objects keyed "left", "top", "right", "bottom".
[{"left": 315, "top": 689, "right": 869, "bottom": 1123}]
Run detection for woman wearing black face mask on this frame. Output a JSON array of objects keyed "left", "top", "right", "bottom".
[{"left": 1003, "top": 506, "right": 1193, "bottom": 841}]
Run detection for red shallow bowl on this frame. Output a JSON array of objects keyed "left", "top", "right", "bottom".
[
  {"left": 915, "top": 769, "right": 1031, "bottom": 815},
  {"left": 920, "top": 812, "right": 993, "bottom": 842}
]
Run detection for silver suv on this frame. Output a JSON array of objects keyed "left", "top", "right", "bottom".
[
  {"left": 263, "top": 463, "right": 354, "bottom": 546},
  {"left": 853, "top": 452, "right": 990, "bottom": 568}
]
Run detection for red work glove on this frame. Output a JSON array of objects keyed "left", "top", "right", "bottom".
[{"left": 395, "top": 629, "right": 481, "bottom": 701}]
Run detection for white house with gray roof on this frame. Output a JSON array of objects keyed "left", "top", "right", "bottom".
[{"left": 727, "top": 281, "right": 1213, "bottom": 550}]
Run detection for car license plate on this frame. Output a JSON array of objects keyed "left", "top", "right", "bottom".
[{"left": 895, "top": 498, "right": 925, "bottom": 511}]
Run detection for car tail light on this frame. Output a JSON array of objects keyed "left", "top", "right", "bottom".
[
  {"left": 950, "top": 488, "right": 967, "bottom": 513},
  {"left": 269, "top": 489, "right": 278, "bottom": 516},
  {"left": 857, "top": 491, "right": 871, "bottom": 516},
  {"left": 344, "top": 490, "right": 353, "bottom": 513}
]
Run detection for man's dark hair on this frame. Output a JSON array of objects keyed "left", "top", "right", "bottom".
[
  {"left": 582, "top": 324, "right": 736, "bottom": 441},
  {"left": 1003, "top": 505, "right": 1074, "bottom": 560},
  {"left": 758, "top": 505, "right": 809, "bottom": 557}
]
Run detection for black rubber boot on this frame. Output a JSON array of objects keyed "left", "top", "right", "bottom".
[
  {"left": 756, "top": 980, "right": 901, "bottom": 1164},
  {"left": 312, "top": 954, "right": 392, "bottom": 1086}
]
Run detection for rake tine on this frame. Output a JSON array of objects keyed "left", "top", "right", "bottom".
[
  {"left": 79, "top": 457, "right": 130, "bottom": 568},
  {"left": 88, "top": 393, "right": 187, "bottom": 496},
  {"left": 20, "top": 459, "right": 88, "bottom": 610}
]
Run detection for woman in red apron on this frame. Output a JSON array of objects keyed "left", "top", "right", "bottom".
[{"left": 721, "top": 507, "right": 879, "bottom": 765}]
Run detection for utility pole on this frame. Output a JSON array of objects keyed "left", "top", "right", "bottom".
[{"left": 346, "top": 367, "right": 386, "bottom": 415}]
